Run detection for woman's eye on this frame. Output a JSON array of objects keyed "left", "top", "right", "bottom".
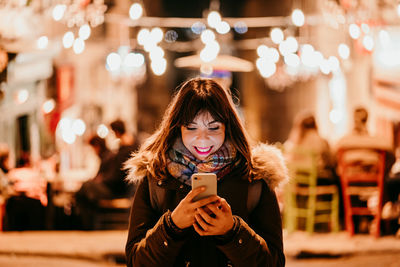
[
  {"left": 209, "top": 126, "right": 220, "bottom": 131},
  {"left": 186, "top": 127, "right": 196, "bottom": 130}
]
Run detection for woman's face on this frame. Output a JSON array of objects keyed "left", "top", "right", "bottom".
[{"left": 181, "top": 111, "right": 226, "bottom": 160}]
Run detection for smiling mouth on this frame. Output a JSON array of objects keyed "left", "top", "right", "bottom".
[{"left": 194, "top": 146, "right": 213, "bottom": 154}]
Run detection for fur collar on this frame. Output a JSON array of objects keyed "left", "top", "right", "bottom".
[
  {"left": 250, "top": 143, "right": 289, "bottom": 190},
  {"left": 125, "top": 143, "right": 288, "bottom": 191}
]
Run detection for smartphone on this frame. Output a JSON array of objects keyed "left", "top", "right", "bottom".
[{"left": 191, "top": 173, "right": 217, "bottom": 201}]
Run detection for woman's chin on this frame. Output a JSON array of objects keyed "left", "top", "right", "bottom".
[{"left": 194, "top": 154, "right": 209, "bottom": 161}]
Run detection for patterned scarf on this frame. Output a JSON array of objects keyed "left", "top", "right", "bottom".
[{"left": 167, "top": 138, "right": 237, "bottom": 186}]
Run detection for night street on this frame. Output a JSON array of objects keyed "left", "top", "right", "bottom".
[
  {"left": 1, "top": 252, "right": 400, "bottom": 267},
  {"left": 2, "top": 1, "right": 400, "bottom": 267}
]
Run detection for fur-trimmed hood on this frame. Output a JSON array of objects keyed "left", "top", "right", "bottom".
[
  {"left": 125, "top": 143, "right": 288, "bottom": 191},
  {"left": 250, "top": 143, "right": 289, "bottom": 190}
]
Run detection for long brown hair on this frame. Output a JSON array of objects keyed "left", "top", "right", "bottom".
[{"left": 129, "top": 77, "right": 253, "bottom": 180}]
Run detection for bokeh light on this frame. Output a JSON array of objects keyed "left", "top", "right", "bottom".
[
  {"left": 97, "top": 124, "right": 109, "bottom": 138},
  {"left": 338, "top": 43, "right": 350, "bottom": 59},
  {"left": 349, "top": 24, "right": 361, "bottom": 39},
  {"left": 42, "top": 99, "right": 55, "bottom": 114},
  {"left": 129, "top": 3, "right": 143, "bottom": 20},
  {"left": 150, "top": 27, "right": 163, "bottom": 44},
  {"left": 37, "top": 36, "right": 48, "bottom": 50},
  {"left": 137, "top": 29, "right": 150, "bottom": 46},
  {"left": 191, "top": 22, "right": 206, "bottom": 34},
  {"left": 216, "top": 21, "right": 230, "bottom": 34},
  {"left": 207, "top": 11, "right": 221, "bottom": 28},
  {"left": 52, "top": 4, "right": 66, "bottom": 21},
  {"left": 15, "top": 89, "right": 29, "bottom": 104},
  {"left": 291, "top": 9, "right": 305, "bottom": 27},
  {"left": 256, "top": 58, "right": 276, "bottom": 78},
  {"left": 124, "top": 52, "right": 145, "bottom": 68},
  {"left": 151, "top": 58, "right": 167, "bottom": 75},
  {"left": 63, "top": 31, "right": 74, "bottom": 49},
  {"left": 72, "top": 119, "right": 86, "bottom": 136},
  {"left": 106, "top": 52, "right": 122, "bottom": 72},
  {"left": 363, "top": 35, "right": 374, "bottom": 51},
  {"left": 201, "top": 29, "right": 216, "bottom": 44},
  {"left": 165, "top": 30, "right": 178, "bottom": 43},
  {"left": 257, "top": 45, "right": 269, "bottom": 58},
  {"left": 270, "top": 28, "right": 284, "bottom": 44},
  {"left": 234, "top": 21, "right": 248, "bottom": 34},
  {"left": 79, "top": 24, "right": 91, "bottom": 40},
  {"left": 73, "top": 38, "right": 85, "bottom": 54}
]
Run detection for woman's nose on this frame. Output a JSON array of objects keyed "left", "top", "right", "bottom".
[{"left": 196, "top": 130, "right": 209, "bottom": 141}]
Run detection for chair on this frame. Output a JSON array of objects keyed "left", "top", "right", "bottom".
[
  {"left": 337, "top": 148, "right": 385, "bottom": 237},
  {"left": 284, "top": 148, "right": 339, "bottom": 234},
  {"left": 93, "top": 198, "right": 132, "bottom": 230}
]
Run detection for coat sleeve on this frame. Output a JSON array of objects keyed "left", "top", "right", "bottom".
[
  {"left": 125, "top": 177, "right": 187, "bottom": 267},
  {"left": 217, "top": 180, "right": 285, "bottom": 267}
]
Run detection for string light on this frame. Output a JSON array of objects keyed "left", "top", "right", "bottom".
[
  {"left": 291, "top": 9, "right": 305, "bottom": 27},
  {"left": 52, "top": 4, "right": 66, "bottom": 21},
  {"left": 73, "top": 38, "right": 85, "bottom": 54},
  {"left": 201, "top": 30, "right": 216, "bottom": 43},
  {"left": 97, "top": 124, "right": 109, "bottom": 138},
  {"left": 216, "top": 21, "right": 230, "bottom": 34},
  {"left": 363, "top": 35, "right": 374, "bottom": 51},
  {"left": 78, "top": 24, "right": 91, "bottom": 40},
  {"left": 72, "top": 119, "right": 86, "bottom": 136},
  {"left": 63, "top": 31, "right": 75, "bottom": 48},
  {"left": 349, "top": 23, "right": 361, "bottom": 39},
  {"left": 37, "top": 36, "right": 48, "bottom": 50},
  {"left": 270, "top": 28, "right": 284, "bottom": 44},
  {"left": 51, "top": 0, "right": 107, "bottom": 28},
  {"left": 338, "top": 43, "right": 350, "bottom": 59},
  {"left": 191, "top": 22, "right": 206, "bottom": 34},
  {"left": 257, "top": 45, "right": 269, "bottom": 57},
  {"left": 207, "top": 11, "right": 222, "bottom": 28},
  {"left": 42, "top": 99, "right": 55, "bottom": 114},
  {"left": 129, "top": 3, "right": 143, "bottom": 20},
  {"left": 15, "top": 89, "right": 29, "bottom": 104},
  {"left": 151, "top": 58, "right": 167, "bottom": 75}
]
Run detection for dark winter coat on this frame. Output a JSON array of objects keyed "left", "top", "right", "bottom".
[{"left": 125, "top": 143, "right": 288, "bottom": 267}]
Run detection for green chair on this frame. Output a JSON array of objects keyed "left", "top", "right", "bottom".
[{"left": 284, "top": 148, "right": 339, "bottom": 234}]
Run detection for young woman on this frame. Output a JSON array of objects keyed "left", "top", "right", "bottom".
[{"left": 125, "top": 78, "right": 288, "bottom": 267}]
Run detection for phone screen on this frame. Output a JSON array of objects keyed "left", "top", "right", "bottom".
[{"left": 191, "top": 173, "right": 217, "bottom": 201}]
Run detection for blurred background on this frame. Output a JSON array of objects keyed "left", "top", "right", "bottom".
[
  {"left": 1, "top": 0, "right": 400, "bottom": 266},
  {"left": 1, "top": 0, "right": 399, "bottom": 170}
]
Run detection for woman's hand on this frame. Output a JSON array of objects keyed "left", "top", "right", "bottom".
[
  {"left": 171, "top": 186, "right": 219, "bottom": 229},
  {"left": 193, "top": 198, "right": 234, "bottom": 236}
]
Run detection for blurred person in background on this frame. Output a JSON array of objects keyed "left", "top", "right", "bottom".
[
  {"left": 4, "top": 152, "right": 47, "bottom": 231},
  {"left": 335, "top": 106, "right": 394, "bottom": 176},
  {"left": 108, "top": 119, "right": 139, "bottom": 198},
  {"left": 335, "top": 106, "right": 394, "bottom": 234},
  {"left": 335, "top": 106, "right": 392, "bottom": 153},
  {"left": 75, "top": 135, "right": 115, "bottom": 229},
  {"left": 284, "top": 111, "right": 336, "bottom": 184}
]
